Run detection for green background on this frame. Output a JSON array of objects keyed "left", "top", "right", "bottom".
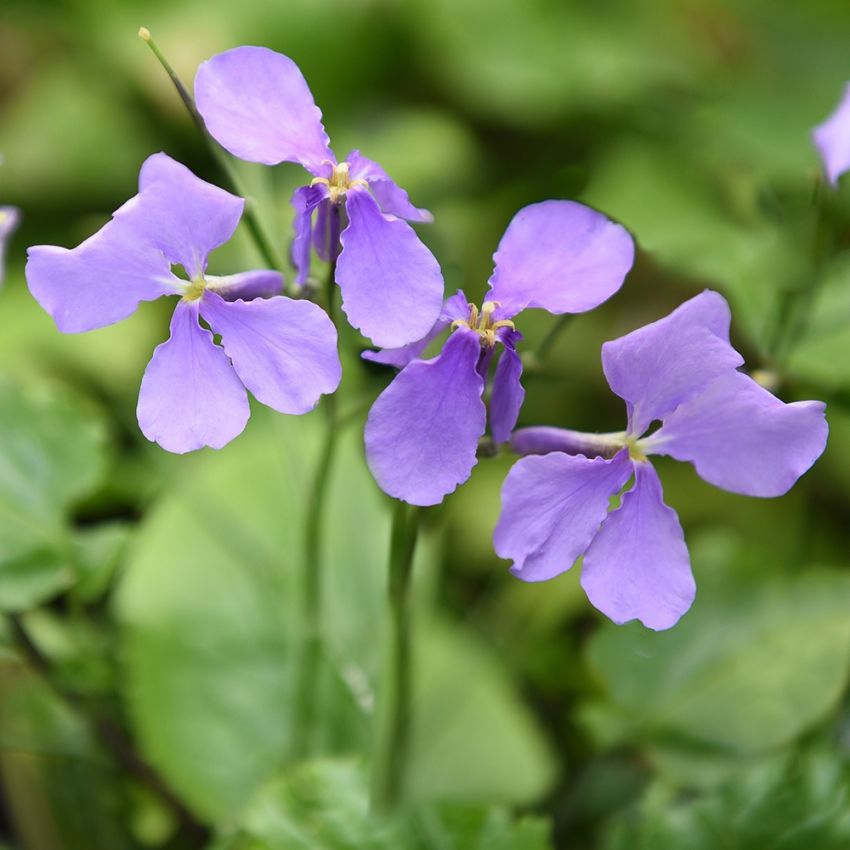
[{"left": 1, "top": 0, "right": 850, "bottom": 847}]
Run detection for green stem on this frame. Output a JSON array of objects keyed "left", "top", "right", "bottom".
[
  {"left": 138, "top": 27, "right": 282, "bottom": 272},
  {"left": 293, "top": 259, "right": 339, "bottom": 758},
  {"left": 535, "top": 314, "right": 574, "bottom": 363},
  {"left": 371, "top": 501, "right": 420, "bottom": 814}
]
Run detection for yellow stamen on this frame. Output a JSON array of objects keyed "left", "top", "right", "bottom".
[
  {"left": 452, "top": 300, "right": 516, "bottom": 348},
  {"left": 182, "top": 277, "right": 206, "bottom": 302},
  {"left": 310, "top": 160, "right": 368, "bottom": 204}
]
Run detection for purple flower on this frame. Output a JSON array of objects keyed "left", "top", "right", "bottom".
[
  {"left": 0, "top": 205, "right": 20, "bottom": 285},
  {"left": 194, "top": 46, "right": 444, "bottom": 348},
  {"left": 363, "top": 200, "right": 635, "bottom": 506},
  {"left": 813, "top": 83, "right": 850, "bottom": 186},
  {"left": 26, "top": 152, "right": 341, "bottom": 454},
  {"left": 495, "top": 291, "right": 828, "bottom": 630}
]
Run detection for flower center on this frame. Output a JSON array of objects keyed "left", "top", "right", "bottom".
[
  {"left": 625, "top": 434, "right": 648, "bottom": 462},
  {"left": 451, "top": 300, "right": 516, "bottom": 348},
  {"left": 181, "top": 276, "right": 206, "bottom": 302},
  {"left": 310, "top": 161, "right": 368, "bottom": 204}
]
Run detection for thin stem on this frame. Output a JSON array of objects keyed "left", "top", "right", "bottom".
[
  {"left": 6, "top": 613, "right": 209, "bottom": 847},
  {"left": 293, "top": 258, "right": 339, "bottom": 758},
  {"left": 371, "top": 501, "right": 420, "bottom": 815},
  {"left": 138, "top": 27, "right": 282, "bottom": 271},
  {"left": 535, "top": 314, "right": 574, "bottom": 363}
]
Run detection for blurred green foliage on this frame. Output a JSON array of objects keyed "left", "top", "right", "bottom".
[{"left": 1, "top": 0, "right": 850, "bottom": 848}]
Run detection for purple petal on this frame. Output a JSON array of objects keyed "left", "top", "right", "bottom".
[
  {"left": 486, "top": 200, "right": 634, "bottom": 318},
  {"left": 206, "top": 270, "right": 283, "bottom": 301},
  {"left": 26, "top": 219, "right": 179, "bottom": 333},
  {"left": 489, "top": 345, "right": 525, "bottom": 444},
  {"left": 361, "top": 292, "right": 469, "bottom": 369},
  {"left": 195, "top": 46, "right": 333, "bottom": 171},
  {"left": 813, "top": 83, "right": 850, "bottom": 186},
  {"left": 495, "top": 449, "right": 633, "bottom": 582},
  {"left": 291, "top": 184, "right": 328, "bottom": 284},
  {"left": 581, "top": 462, "right": 695, "bottom": 630},
  {"left": 602, "top": 290, "right": 744, "bottom": 436},
  {"left": 347, "top": 150, "right": 433, "bottom": 222},
  {"left": 649, "top": 370, "right": 828, "bottom": 498},
  {"left": 116, "top": 153, "right": 244, "bottom": 278},
  {"left": 137, "top": 301, "right": 250, "bottom": 453},
  {"left": 199, "top": 292, "right": 341, "bottom": 414},
  {"left": 364, "top": 328, "right": 486, "bottom": 506},
  {"left": 510, "top": 426, "right": 625, "bottom": 459},
  {"left": 0, "top": 206, "right": 20, "bottom": 285},
  {"left": 362, "top": 319, "right": 449, "bottom": 369},
  {"left": 336, "top": 189, "right": 444, "bottom": 348},
  {"left": 312, "top": 198, "right": 341, "bottom": 263}
]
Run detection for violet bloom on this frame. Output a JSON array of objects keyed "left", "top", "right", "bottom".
[
  {"left": 495, "top": 291, "right": 828, "bottom": 630},
  {"left": 194, "top": 46, "right": 443, "bottom": 348},
  {"left": 26, "top": 152, "right": 341, "bottom": 453},
  {"left": 813, "top": 83, "right": 850, "bottom": 186},
  {"left": 0, "top": 205, "right": 20, "bottom": 285},
  {"left": 363, "top": 200, "right": 635, "bottom": 506}
]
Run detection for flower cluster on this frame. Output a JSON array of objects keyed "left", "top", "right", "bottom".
[{"left": 22, "top": 44, "right": 831, "bottom": 632}]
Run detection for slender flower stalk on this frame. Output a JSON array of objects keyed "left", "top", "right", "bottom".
[
  {"left": 371, "top": 501, "right": 419, "bottom": 815},
  {"left": 138, "top": 28, "right": 282, "bottom": 272},
  {"left": 294, "top": 256, "right": 341, "bottom": 758}
]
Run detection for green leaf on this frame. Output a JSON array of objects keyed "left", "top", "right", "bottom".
[
  {"left": 587, "top": 560, "right": 850, "bottom": 754},
  {"left": 408, "top": 619, "right": 555, "bottom": 805},
  {"left": 231, "top": 758, "right": 553, "bottom": 850},
  {"left": 602, "top": 746, "right": 850, "bottom": 850},
  {"left": 786, "top": 252, "right": 850, "bottom": 389},
  {"left": 116, "top": 410, "right": 553, "bottom": 821},
  {"left": 0, "top": 376, "right": 109, "bottom": 611}
]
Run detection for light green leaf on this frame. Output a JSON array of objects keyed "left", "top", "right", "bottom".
[
  {"left": 0, "top": 377, "right": 109, "bottom": 611},
  {"left": 587, "top": 565, "right": 850, "bottom": 753}
]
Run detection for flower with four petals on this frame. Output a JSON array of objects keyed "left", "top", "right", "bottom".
[
  {"left": 363, "top": 200, "right": 635, "bottom": 506},
  {"left": 194, "top": 46, "right": 444, "bottom": 348},
  {"left": 26, "top": 153, "right": 341, "bottom": 453},
  {"left": 495, "top": 291, "right": 829, "bottom": 629}
]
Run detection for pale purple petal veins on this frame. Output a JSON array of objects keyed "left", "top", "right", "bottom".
[
  {"left": 364, "top": 328, "right": 486, "bottom": 506},
  {"left": 137, "top": 301, "right": 250, "bottom": 454},
  {"left": 199, "top": 291, "right": 341, "bottom": 415},
  {"left": 194, "top": 46, "right": 333, "bottom": 171},
  {"left": 581, "top": 462, "right": 695, "bottom": 631},
  {"left": 486, "top": 200, "right": 635, "bottom": 317},
  {"left": 26, "top": 219, "right": 180, "bottom": 333},
  {"left": 602, "top": 290, "right": 744, "bottom": 436},
  {"left": 495, "top": 449, "right": 633, "bottom": 583},
  {"left": 336, "top": 189, "right": 444, "bottom": 348},
  {"left": 205, "top": 270, "right": 283, "bottom": 301},
  {"left": 489, "top": 345, "right": 525, "bottom": 444},
  {"left": 291, "top": 184, "right": 328, "bottom": 284},
  {"left": 346, "top": 150, "right": 433, "bottom": 223},
  {"left": 648, "top": 370, "right": 829, "bottom": 498},
  {"left": 0, "top": 206, "right": 20, "bottom": 285},
  {"left": 813, "top": 83, "right": 850, "bottom": 186},
  {"left": 116, "top": 153, "right": 244, "bottom": 278}
]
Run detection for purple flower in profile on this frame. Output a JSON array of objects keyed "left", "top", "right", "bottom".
[
  {"left": 813, "top": 83, "right": 850, "bottom": 186},
  {"left": 363, "top": 200, "right": 635, "bottom": 506},
  {"left": 26, "top": 152, "right": 341, "bottom": 454},
  {"left": 0, "top": 205, "right": 20, "bottom": 286},
  {"left": 495, "top": 291, "right": 828, "bottom": 630},
  {"left": 194, "top": 46, "right": 444, "bottom": 348}
]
